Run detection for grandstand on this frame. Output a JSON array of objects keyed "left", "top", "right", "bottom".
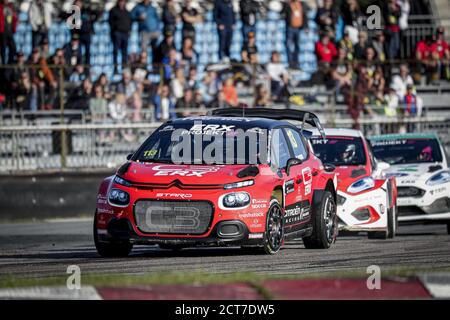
[{"left": 0, "top": 0, "right": 449, "bottom": 172}]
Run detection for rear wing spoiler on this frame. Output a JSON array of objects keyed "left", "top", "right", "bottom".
[{"left": 210, "top": 107, "right": 326, "bottom": 138}]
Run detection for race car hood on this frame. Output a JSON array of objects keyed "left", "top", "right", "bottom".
[
  {"left": 334, "top": 165, "right": 369, "bottom": 187},
  {"left": 117, "top": 161, "right": 257, "bottom": 186},
  {"left": 383, "top": 162, "right": 445, "bottom": 185}
]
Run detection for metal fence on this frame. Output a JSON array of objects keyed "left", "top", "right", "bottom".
[{"left": 1, "top": 116, "right": 449, "bottom": 173}]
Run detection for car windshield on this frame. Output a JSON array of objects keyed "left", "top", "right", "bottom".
[
  {"left": 311, "top": 136, "right": 367, "bottom": 166},
  {"left": 370, "top": 138, "right": 443, "bottom": 165},
  {"left": 134, "top": 122, "right": 268, "bottom": 165}
]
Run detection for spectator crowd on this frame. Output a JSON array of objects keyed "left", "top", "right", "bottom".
[{"left": 0, "top": 0, "right": 448, "bottom": 126}]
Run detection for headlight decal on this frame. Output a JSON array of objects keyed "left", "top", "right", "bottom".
[
  {"left": 347, "top": 177, "right": 375, "bottom": 194},
  {"left": 426, "top": 171, "right": 450, "bottom": 186},
  {"left": 108, "top": 188, "right": 130, "bottom": 207},
  {"left": 219, "top": 192, "right": 251, "bottom": 209}
]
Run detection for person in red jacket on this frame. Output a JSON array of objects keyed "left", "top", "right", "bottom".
[
  {"left": 0, "top": 0, "right": 18, "bottom": 64},
  {"left": 315, "top": 33, "right": 337, "bottom": 65}
]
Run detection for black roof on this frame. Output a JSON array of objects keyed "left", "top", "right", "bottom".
[{"left": 169, "top": 116, "right": 295, "bottom": 130}]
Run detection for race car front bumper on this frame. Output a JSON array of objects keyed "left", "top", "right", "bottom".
[
  {"left": 398, "top": 196, "right": 450, "bottom": 222},
  {"left": 97, "top": 217, "right": 264, "bottom": 247}
]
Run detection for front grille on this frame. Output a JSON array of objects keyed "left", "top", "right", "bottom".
[
  {"left": 134, "top": 200, "right": 213, "bottom": 235},
  {"left": 397, "top": 187, "right": 425, "bottom": 198}
]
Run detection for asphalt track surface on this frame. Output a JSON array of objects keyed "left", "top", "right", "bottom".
[{"left": 0, "top": 219, "right": 449, "bottom": 280}]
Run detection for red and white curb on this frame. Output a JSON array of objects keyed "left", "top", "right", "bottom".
[{"left": 1, "top": 275, "right": 449, "bottom": 300}]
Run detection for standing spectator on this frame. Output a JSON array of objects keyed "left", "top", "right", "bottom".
[
  {"left": 315, "top": 33, "right": 337, "bottom": 65},
  {"left": 384, "top": 0, "right": 401, "bottom": 60},
  {"left": 315, "top": 0, "right": 338, "bottom": 37},
  {"left": 341, "top": 0, "right": 363, "bottom": 40},
  {"left": 372, "top": 31, "right": 387, "bottom": 63},
  {"left": 430, "top": 27, "right": 450, "bottom": 80},
  {"left": 214, "top": 0, "right": 235, "bottom": 61},
  {"left": 0, "top": 0, "right": 17, "bottom": 64},
  {"left": 390, "top": 64, "right": 414, "bottom": 101},
  {"left": 283, "top": 0, "right": 308, "bottom": 69},
  {"left": 181, "top": 0, "right": 202, "bottom": 45},
  {"left": 415, "top": 35, "right": 436, "bottom": 83},
  {"left": 131, "top": 0, "right": 161, "bottom": 59},
  {"left": 222, "top": 77, "right": 238, "bottom": 107},
  {"left": 338, "top": 29, "right": 354, "bottom": 61},
  {"left": 240, "top": 0, "right": 258, "bottom": 45},
  {"left": 28, "top": 0, "right": 52, "bottom": 48},
  {"left": 154, "top": 84, "right": 176, "bottom": 121},
  {"left": 171, "top": 67, "right": 185, "bottom": 100},
  {"left": 71, "top": 0, "right": 100, "bottom": 65},
  {"left": 108, "top": 0, "right": 132, "bottom": 73},
  {"left": 402, "top": 84, "right": 420, "bottom": 117},
  {"left": 162, "top": 0, "right": 178, "bottom": 34}
]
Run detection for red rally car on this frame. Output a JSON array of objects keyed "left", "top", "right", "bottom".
[{"left": 94, "top": 108, "right": 338, "bottom": 257}]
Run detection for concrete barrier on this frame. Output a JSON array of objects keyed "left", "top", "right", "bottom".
[{"left": 0, "top": 170, "right": 114, "bottom": 220}]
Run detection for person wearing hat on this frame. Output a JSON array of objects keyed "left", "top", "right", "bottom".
[
  {"left": 0, "top": 0, "right": 18, "bottom": 64},
  {"left": 108, "top": 0, "right": 132, "bottom": 73}
]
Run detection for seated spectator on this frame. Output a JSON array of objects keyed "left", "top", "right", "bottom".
[
  {"left": 63, "top": 34, "right": 83, "bottom": 70},
  {"left": 369, "top": 66, "right": 386, "bottom": 103},
  {"left": 108, "top": 92, "right": 127, "bottom": 123},
  {"left": 414, "top": 35, "right": 437, "bottom": 84},
  {"left": 69, "top": 65, "right": 86, "bottom": 86},
  {"left": 338, "top": 29, "right": 354, "bottom": 61},
  {"left": 116, "top": 68, "right": 137, "bottom": 100},
  {"left": 254, "top": 83, "right": 270, "bottom": 107},
  {"left": 89, "top": 85, "right": 108, "bottom": 123},
  {"left": 176, "top": 88, "right": 198, "bottom": 115},
  {"left": 372, "top": 31, "right": 387, "bottom": 63},
  {"left": 200, "top": 70, "right": 221, "bottom": 104},
  {"left": 384, "top": 87, "right": 399, "bottom": 117},
  {"left": 364, "top": 47, "right": 377, "bottom": 78},
  {"left": 329, "top": 47, "right": 353, "bottom": 101},
  {"left": 181, "top": 37, "right": 198, "bottom": 66},
  {"left": 430, "top": 27, "right": 450, "bottom": 81},
  {"left": 95, "top": 73, "right": 112, "bottom": 100},
  {"left": 241, "top": 31, "right": 258, "bottom": 64},
  {"left": 154, "top": 84, "right": 176, "bottom": 121},
  {"left": 186, "top": 65, "right": 199, "bottom": 90},
  {"left": 171, "top": 68, "right": 186, "bottom": 100},
  {"left": 354, "top": 30, "right": 369, "bottom": 60},
  {"left": 266, "top": 51, "right": 289, "bottom": 99},
  {"left": 222, "top": 77, "right": 238, "bottom": 107},
  {"left": 15, "top": 71, "right": 33, "bottom": 111},
  {"left": 390, "top": 64, "right": 414, "bottom": 100},
  {"left": 315, "top": 33, "right": 338, "bottom": 65},
  {"left": 154, "top": 30, "right": 176, "bottom": 65},
  {"left": 66, "top": 78, "right": 92, "bottom": 110}
]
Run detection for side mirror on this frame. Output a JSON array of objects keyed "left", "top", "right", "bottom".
[
  {"left": 324, "top": 163, "right": 336, "bottom": 173},
  {"left": 286, "top": 158, "right": 303, "bottom": 176},
  {"left": 126, "top": 153, "right": 133, "bottom": 161},
  {"left": 377, "top": 161, "right": 390, "bottom": 171}
]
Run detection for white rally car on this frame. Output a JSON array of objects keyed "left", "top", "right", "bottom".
[
  {"left": 310, "top": 129, "right": 398, "bottom": 239},
  {"left": 369, "top": 133, "right": 450, "bottom": 234}
]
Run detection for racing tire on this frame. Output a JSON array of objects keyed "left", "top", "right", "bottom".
[
  {"left": 261, "top": 199, "right": 284, "bottom": 254},
  {"left": 368, "top": 205, "right": 397, "bottom": 239},
  {"left": 93, "top": 213, "right": 133, "bottom": 257},
  {"left": 302, "top": 191, "right": 337, "bottom": 249}
]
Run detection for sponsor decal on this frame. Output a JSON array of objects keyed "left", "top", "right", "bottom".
[
  {"left": 251, "top": 199, "right": 268, "bottom": 209},
  {"left": 371, "top": 139, "right": 407, "bottom": 147},
  {"left": 430, "top": 187, "right": 446, "bottom": 195},
  {"left": 285, "top": 179, "right": 295, "bottom": 195},
  {"left": 248, "top": 233, "right": 264, "bottom": 239},
  {"left": 153, "top": 165, "right": 221, "bottom": 177},
  {"left": 183, "top": 124, "right": 235, "bottom": 136},
  {"left": 284, "top": 202, "right": 311, "bottom": 225},
  {"left": 97, "top": 207, "right": 114, "bottom": 214},
  {"left": 302, "top": 167, "right": 313, "bottom": 196},
  {"left": 239, "top": 212, "right": 264, "bottom": 219},
  {"left": 155, "top": 193, "right": 193, "bottom": 199}
]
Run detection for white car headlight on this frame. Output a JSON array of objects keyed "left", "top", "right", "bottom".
[
  {"left": 347, "top": 177, "right": 375, "bottom": 194},
  {"left": 223, "top": 180, "right": 254, "bottom": 190},
  {"left": 222, "top": 192, "right": 250, "bottom": 208},
  {"left": 426, "top": 171, "right": 450, "bottom": 186},
  {"left": 108, "top": 188, "right": 130, "bottom": 206}
]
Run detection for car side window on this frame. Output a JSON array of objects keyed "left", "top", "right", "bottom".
[
  {"left": 365, "top": 139, "right": 376, "bottom": 169},
  {"left": 271, "top": 129, "right": 292, "bottom": 169},
  {"left": 284, "top": 128, "right": 308, "bottom": 161}
]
